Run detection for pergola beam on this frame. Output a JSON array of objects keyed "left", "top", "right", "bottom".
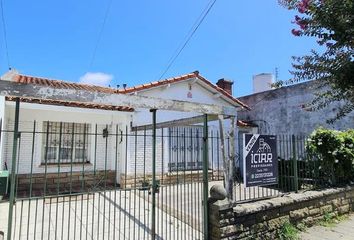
[
  {"left": 0, "top": 80, "right": 238, "bottom": 116},
  {"left": 131, "top": 114, "right": 219, "bottom": 131}
]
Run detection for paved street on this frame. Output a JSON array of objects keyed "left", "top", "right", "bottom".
[{"left": 300, "top": 214, "right": 354, "bottom": 240}]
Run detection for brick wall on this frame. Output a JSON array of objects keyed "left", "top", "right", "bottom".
[
  {"left": 128, "top": 129, "right": 165, "bottom": 175},
  {"left": 120, "top": 170, "right": 220, "bottom": 189},
  {"left": 16, "top": 170, "right": 116, "bottom": 198},
  {"left": 209, "top": 186, "right": 354, "bottom": 239}
]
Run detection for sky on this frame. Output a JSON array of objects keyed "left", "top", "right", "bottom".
[{"left": 0, "top": 0, "right": 320, "bottom": 97}]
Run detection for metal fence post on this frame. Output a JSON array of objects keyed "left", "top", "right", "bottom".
[
  {"left": 7, "top": 98, "right": 20, "bottom": 240},
  {"left": 292, "top": 135, "right": 299, "bottom": 192},
  {"left": 203, "top": 114, "right": 209, "bottom": 240},
  {"left": 150, "top": 109, "right": 157, "bottom": 240}
]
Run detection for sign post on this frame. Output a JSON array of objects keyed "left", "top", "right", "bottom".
[{"left": 243, "top": 134, "right": 278, "bottom": 187}]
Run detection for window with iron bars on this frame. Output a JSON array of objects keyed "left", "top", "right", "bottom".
[
  {"left": 168, "top": 126, "right": 204, "bottom": 171},
  {"left": 42, "top": 122, "right": 90, "bottom": 164}
]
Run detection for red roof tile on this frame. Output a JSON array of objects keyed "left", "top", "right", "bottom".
[
  {"left": 9, "top": 71, "right": 250, "bottom": 110},
  {"left": 13, "top": 74, "right": 116, "bottom": 94},
  {"left": 237, "top": 120, "right": 257, "bottom": 127},
  {"left": 111, "top": 71, "right": 249, "bottom": 109}
]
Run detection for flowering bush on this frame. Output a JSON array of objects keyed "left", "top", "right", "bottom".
[
  {"left": 306, "top": 128, "right": 354, "bottom": 185},
  {"left": 277, "top": 0, "right": 354, "bottom": 123}
]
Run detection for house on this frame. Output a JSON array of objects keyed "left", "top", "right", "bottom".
[
  {"left": 237, "top": 74, "right": 354, "bottom": 136},
  {"left": 0, "top": 70, "right": 251, "bottom": 196}
]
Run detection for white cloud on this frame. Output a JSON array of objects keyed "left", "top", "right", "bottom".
[{"left": 79, "top": 72, "right": 113, "bottom": 86}]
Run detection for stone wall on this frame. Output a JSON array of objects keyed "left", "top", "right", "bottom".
[{"left": 209, "top": 186, "right": 354, "bottom": 239}]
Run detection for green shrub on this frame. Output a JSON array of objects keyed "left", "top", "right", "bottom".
[
  {"left": 318, "top": 212, "right": 348, "bottom": 227},
  {"left": 306, "top": 128, "right": 354, "bottom": 185}
]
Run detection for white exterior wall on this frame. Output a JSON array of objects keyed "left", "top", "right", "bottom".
[
  {"left": 128, "top": 127, "right": 229, "bottom": 176},
  {"left": 128, "top": 129, "right": 165, "bottom": 175},
  {"left": 0, "top": 79, "right": 242, "bottom": 177},
  {"left": 128, "top": 80, "right": 237, "bottom": 174},
  {"left": 132, "top": 80, "right": 233, "bottom": 126},
  {"left": 2, "top": 102, "right": 132, "bottom": 182}
]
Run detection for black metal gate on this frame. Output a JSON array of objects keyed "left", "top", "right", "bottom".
[{"left": 1, "top": 101, "right": 210, "bottom": 240}]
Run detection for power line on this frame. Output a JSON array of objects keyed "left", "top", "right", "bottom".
[
  {"left": 162, "top": 0, "right": 214, "bottom": 67},
  {"left": 0, "top": 0, "right": 10, "bottom": 69},
  {"left": 88, "top": 0, "right": 113, "bottom": 71},
  {"left": 158, "top": 0, "right": 217, "bottom": 80}
]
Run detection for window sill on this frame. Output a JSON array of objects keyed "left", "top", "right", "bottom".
[
  {"left": 167, "top": 169, "right": 213, "bottom": 175},
  {"left": 39, "top": 163, "right": 92, "bottom": 167}
]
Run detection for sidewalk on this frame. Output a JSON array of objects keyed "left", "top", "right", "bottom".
[{"left": 300, "top": 214, "right": 354, "bottom": 240}]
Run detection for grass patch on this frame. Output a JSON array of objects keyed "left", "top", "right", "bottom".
[
  {"left": 318, "top": 212, "right": 348, "bottom": 227},
  {"left": 279, "top": 222, "right": 299, "bottom": 240},
  {"left": 278, "top": 212, "right": 349, "bottom": 239}
]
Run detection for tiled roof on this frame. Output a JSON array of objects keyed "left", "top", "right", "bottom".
[
  {"left": 13, "top": 74, "right": 116, "bottom": 94},
  {"left": 116, "top": 71, "right": 250, "bottom": 109},
  {"left": 115, "top": 72, "right": 198, "bottom": 94},
  {"left": 5, "top": 96, "right": 134, "bottom": 112},
  {"left": 8, "top": 71, "right": 249, "bottom": 110}
]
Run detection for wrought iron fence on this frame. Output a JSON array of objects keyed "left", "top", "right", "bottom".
[
  {"left": 277, "top": 135, "right": 308, "bottom": 193},
  {"left": 0, "top": 113, "right": 343, "bottom": 239},
  {"left": 0, "top": 119, "right": 215, "bottom": 240},
  {"left": 230, "top": 134, "right": 340, "bottom": 203}
]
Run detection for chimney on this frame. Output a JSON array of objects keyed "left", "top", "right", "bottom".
[
  {"left": 253, "top": 73, "right": 274, "bottom": 93},
  {"left": 216, "top": 78, "right": 233, "bottom": 95}
]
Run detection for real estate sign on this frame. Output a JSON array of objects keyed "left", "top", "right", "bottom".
[{"left": 243, "top": 134, "right": 278, "bottom": 187}]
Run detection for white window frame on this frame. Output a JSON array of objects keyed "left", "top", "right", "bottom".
[{"left": 42, "top": 121, "right": 91, "bottom": 164}]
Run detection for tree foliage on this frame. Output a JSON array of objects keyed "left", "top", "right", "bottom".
[{"left": 277, "top": 0, "right": 354, "bottom": 123}]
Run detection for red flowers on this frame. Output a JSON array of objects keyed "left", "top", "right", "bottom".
[
  {"left": 292, "top": 29, "right": 302, "bottom": 36},
  {"left": 292, "top": 13, "right": 308, "bottom": 36},
  {"left": 294, "top": 15, "right": 309, "bottom": 30},
  {"left": 297, "top": 0, "right": 311, "bottom": 13}
]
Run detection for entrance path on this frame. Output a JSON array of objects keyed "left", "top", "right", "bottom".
[
  {"left": 0, "top": 189, "right": 201, "bottom": 240},
  {"left": 300, "top": 214, "right": 354, "bottom": 240}
]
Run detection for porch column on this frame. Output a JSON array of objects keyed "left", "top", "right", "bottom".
[
  {"left": 7, "top": 98, "right": 20, "bottom": 240},
  {"left": 203, "top": 114, "right": 209, "bottom": 240},
  {"left": 0, "top": 96, "right": 6, "bottom": 168},
  {"left": 150, "top": 109, "right": 157, "bottom": 240}
]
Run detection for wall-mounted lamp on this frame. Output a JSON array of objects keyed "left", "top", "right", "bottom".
[{"left": 103, "top": 127, "right": 109, "bottom": 138}]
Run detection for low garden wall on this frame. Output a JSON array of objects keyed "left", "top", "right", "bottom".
[
  {"left": 16, "top": 170, "right": 116, "bottom": 198},
  {"left": 120, "top": 170, "right": 221, "bottom": 188},
  {"left": 208, "top": 185, "right": 354, "bottom": 239}
]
